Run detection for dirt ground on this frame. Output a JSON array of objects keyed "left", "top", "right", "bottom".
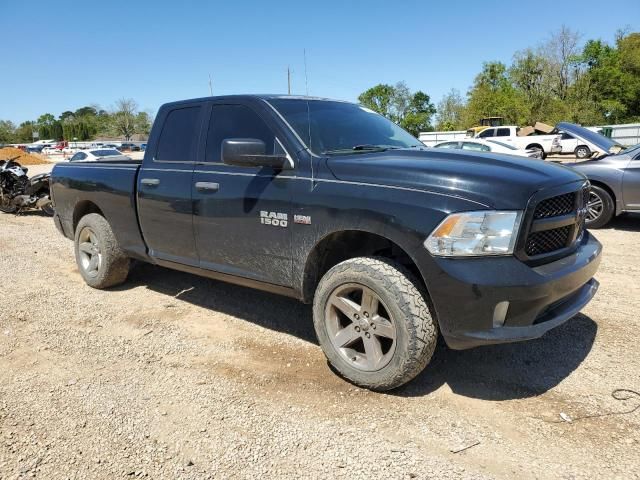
[
  {"left": 0, "top": 148, "right": 48, "bottom": 166},
  {"left": 1, "top": 210, "right": 639, "bottom": 479}
]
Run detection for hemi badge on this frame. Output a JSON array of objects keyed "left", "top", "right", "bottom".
[{"left": 294, "top": 215, "right": 311, "bottom": 225}]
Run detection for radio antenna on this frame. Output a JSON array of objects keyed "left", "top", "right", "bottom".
[
  {"left": 303, "top": 49, "right": 309, "bottom": 96},
  {"left": 208, "top": 74, "right": 213, "bottom": 96},
  {"left": 287, "top": 66, "right": 291, "bottom": 95}
]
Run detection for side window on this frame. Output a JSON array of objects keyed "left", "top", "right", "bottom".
[
  {"left": 561, "top": 132, "right": 574, "bottom": 140},
  {"left": 206, "top": 104, "right": 276, "bottom": 164},
  {"left": 156, "top": 106, "right": 201, "bottom": 162},
  {"left": 462, "top": 142, "right": 490, "bottom": 152},
  {"left": 496, "top": 128, "right": 511, "bottom": 137},
  {"left": 478, "top": 129, "right": 494, "bottom": 138},
  {"left": 70, "top": 153, "right": 82, "bottom": 161},
  {"left": 436, "top": 142, "right": 460, "bottom": 149}
]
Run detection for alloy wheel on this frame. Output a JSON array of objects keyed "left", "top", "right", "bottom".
[
  {"left": 586, "top": 191, "right": 604, "bottom": 223},
  {"left": 325, "top": 283, "right": 397, "bottom": 372},
  {"left": 78, "top": 227, "right": 102, "bottom": 277}
]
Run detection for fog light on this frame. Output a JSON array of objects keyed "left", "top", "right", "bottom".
[{"left": 493, "top": 301, "right": 509, "bottom": 328}]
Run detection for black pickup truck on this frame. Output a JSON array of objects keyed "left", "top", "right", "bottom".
[{"left": 51, "top": 95, "right": 602, "bottom": 390}]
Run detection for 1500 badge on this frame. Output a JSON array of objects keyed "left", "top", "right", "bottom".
[{"left": 260, "top": 211, "right": 288, "bottom": 227}]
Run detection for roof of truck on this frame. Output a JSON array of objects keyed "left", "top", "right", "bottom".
[{"left": 160, "top": 94, "right": 349, "bottom": 109}]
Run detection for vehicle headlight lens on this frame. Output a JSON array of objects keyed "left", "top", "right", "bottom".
[{"left": 425, "top": 211, "right": 523, "bottom": 257}]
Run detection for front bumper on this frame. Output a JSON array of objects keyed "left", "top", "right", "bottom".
[{"left": 418, "top": 231, "right": 602, "bottom": 350}]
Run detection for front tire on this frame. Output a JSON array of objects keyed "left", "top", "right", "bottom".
[
  {"left": 585, "top": 185, "right": 614, "bottom": 229},
  {"left": 313, "top": 257, "right": 437, "bottom": 391},
  {"left": 74, "top": 213, "right": 130, "bottom": 288}
]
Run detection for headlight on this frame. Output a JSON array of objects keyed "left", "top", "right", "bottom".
[{"left": 425, "top": 211, "right": 522, "bottom": 257}]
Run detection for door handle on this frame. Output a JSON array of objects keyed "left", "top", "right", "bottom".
[
  {"left": 195, "top": 182, "right": 220, "bottom": 192},
  {"left": 141, "top": 178, "right": 160, "bottom": 187}
]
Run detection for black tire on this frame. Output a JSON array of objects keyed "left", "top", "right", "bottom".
[
  {"left": 74, "top": 213, "right": 130, "bottom": 288},
  {"left": 313, "top": 257, "right": 437, "bottom": 391},
  {"left": 41, "top": 203, "right": 54, "bottom": 216},
  {"left": 575, "top": 145, "right": 592, "bottom": 159},
  {"left": 0, "top": 204, "right": 17, "bottom": 214},
  {"left": 585, "top": 185, "right": 615, "bottom": 229}
]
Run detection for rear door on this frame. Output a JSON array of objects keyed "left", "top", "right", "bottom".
[
  {"left": 192, "top": 101, "right": 293, "bottom": 285},
  {"left": 137, "top": 104, "right": 205, "bottom": 265}
]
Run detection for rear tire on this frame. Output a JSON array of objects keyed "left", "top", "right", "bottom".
[
  {"left": 585, "top": 185, "right": 614, "bottom": 229},
  {"left": 575, "top": 145, "right": 592, "bottom": 159},
  {"left": 74, "top": 213, "right": 130, "bottom": 288},
  {"left": 313, "top": 257, "right": 437, "bottom": 391}
]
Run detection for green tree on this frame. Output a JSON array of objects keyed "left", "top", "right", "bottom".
[
  {"left": 435, "top": 89, "right": 466, "bottom": 131},
  {"left": 463, "top": 62, "right": 529, "bottom": 127},
  {"left": 0, "top": 120, "right": 16, "bottom": 143},
  {"left": 358, "top": 82, "right": 436, "bottom": 136},
  {"left": 14, "top": 121, "right": 35, "bottom": 143},
  {"left": 358, "top": 84, "right": 395, "bottom": 118}
]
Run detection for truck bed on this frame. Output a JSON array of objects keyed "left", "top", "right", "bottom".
[{"left": 50, "top": 160, "right": 148, "bottom": 260}]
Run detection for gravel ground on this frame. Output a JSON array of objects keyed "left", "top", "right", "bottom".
[{"left": 1, "top": 209, "right": 639, "bottom": 479}]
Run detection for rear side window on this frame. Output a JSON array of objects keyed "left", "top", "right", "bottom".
[
  {"left": 206, "top": 104, "right": 275, "bottom": 163},
  {"left": 496, "top": 128, "right": 511, "bottom": 137},
  {"left": 462, "top": 142, "right": 490, "bottom": 152},
  {"left": 156, "top": 106, "right": 201, "bottom": 162},
  {"left": 478, "top": 129, "right": 494, "bottom": 138},
  {"left": 436, "top": 142, "right": 460, "bottom": 149}
]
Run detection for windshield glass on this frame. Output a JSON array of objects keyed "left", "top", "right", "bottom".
[
  {"left": 268, "top": 99, "right": 424, "bottom": 155},
  {"left": 487, "top": 139, "right": 517, "bottom": 150}
]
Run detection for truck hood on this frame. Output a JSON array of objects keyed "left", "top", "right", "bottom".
[{"left": 325, "top": 148, "right": 586, "bottom": 210}]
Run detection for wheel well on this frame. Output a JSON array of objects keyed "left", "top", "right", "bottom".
[
  {"left": 525, "top": 143, "right": 543, "bottom": 150},
  {"left": 575, "top": 144, "right": 591, "bottom": 151},
  {"left": 73, "top": 201, "right": 104, "bottom": 233},
  {"left": 589, "top": 180, "right": 616, "bottom": 205},
  {"left": 302, "top": 230, "right": 423, "bottom": 303}
]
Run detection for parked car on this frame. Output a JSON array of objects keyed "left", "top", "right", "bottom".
[
  {"left": 432, "top": 138, "right": 542, "bottom": 158},
  {"left": 557, "top": 122, "right": 625, "bottom": 160},
  {"left": 50, "top": 95, "right": 601, "bottom": 391},
  {"left": 42, "top": 145, "right": 63, "bottom": 155},
  {"left": 26, "top": 145, "right": 45, "bottom": 154},
  {"left": 140, "top": 143, "right": 147, "bottom": 151},
  {"left": 474, "top": 126, "right": 562, "bottom": 158},
  {"left": 68, "top": 148, "right": 131, "bottom": 162},
  {"left": 556, "top": 131, "right": 595, "bottom": 159},
  {"left": 119, "top": 143, "right": 141, "bottom": 152},
  {"left": 566, "top": 126, "right": 639, "bottom": 227}
]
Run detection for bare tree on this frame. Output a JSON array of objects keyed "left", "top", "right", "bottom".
[
  {"left": 112, "top": 98, "right": 138, "bottom": 140},
  {"left": 545, "top": 26, "right": 582, "bottom": 100}
]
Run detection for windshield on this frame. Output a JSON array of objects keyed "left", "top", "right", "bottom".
[
  {"left": 487, "top": 139, "right": 517, "bottom": 150},
  {"left": 621, "top": 143, "right": 640, "bottom": 155},
  {"left": 268, "top": 99, "right": 424, "bottom": 155}
]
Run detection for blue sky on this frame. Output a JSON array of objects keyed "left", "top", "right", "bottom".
[{"left": 1, "top": 0, "right": 638, "bottom": 124}]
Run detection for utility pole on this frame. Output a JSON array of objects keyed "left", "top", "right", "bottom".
[
  {"left": 287, "top": 66, "right": 291, "bottom": 95},
  {"left": 208, "top": 74, "right": 213, "bottom": 96}
]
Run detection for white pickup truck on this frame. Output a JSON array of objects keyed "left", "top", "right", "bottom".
[{"left": 474, "top": 126, "right": 561, "bottom": 158}]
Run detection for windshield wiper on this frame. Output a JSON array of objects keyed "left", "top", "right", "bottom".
[{"left": 352, "top": 144, "right": 397, "bottom": 151}]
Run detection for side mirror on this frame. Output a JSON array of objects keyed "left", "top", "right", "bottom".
[{"left": 222, "top": 138, "right": 290, "bottom": 169}]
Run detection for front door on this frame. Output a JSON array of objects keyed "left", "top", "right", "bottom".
[
  {"left": 192, "top": 103, "right": 293, "bottom": 286},
  {"left": 623, "top": 154, "right": 640, "bottom": 210},
  {"left": 137, "top": 104, "right": 204, "bottom": 265}
]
